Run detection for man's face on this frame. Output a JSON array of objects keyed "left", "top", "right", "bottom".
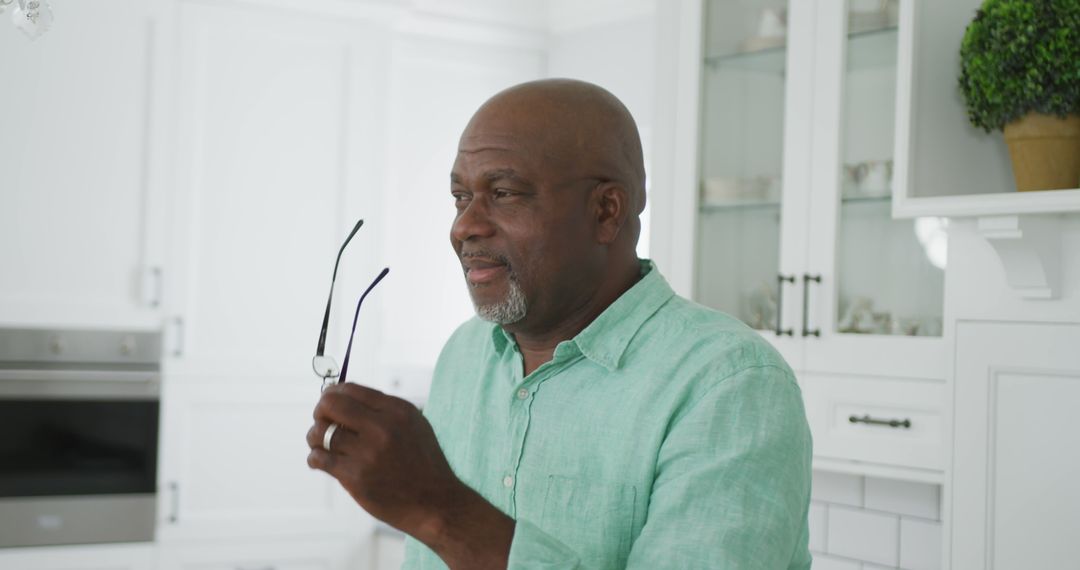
[{"left": 449, "top": 126, "right": 599, "bottom": 329}]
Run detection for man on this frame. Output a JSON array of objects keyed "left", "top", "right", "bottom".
[{"left": 307, "top": 79, "right": 812, "bottom": 569}]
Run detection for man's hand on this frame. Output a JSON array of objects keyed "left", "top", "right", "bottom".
[{"left": 306, "top": 382, "right": 514, "bottom": 569}]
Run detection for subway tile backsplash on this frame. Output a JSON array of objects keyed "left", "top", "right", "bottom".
[
  {"left": 827, "top": 505, "right": 901, "bottom": 566},
  {"left": 811, "top": 471, "right": 866, "bottom": 507},
  {"left": 810, "top": 470, "right": 942, "bottom": 570},
  {"left": 899, "top": 518, "right": 943, "bottom": 570},
  {"left": 865, "top": 478, "right": 941, "bottom": 520}
]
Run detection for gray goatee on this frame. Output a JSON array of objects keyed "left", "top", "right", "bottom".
[
  {"left": 462, "top": 251, "right": 528, "bottom": 324},
  {"left": 474, "top": 275, "right": 527, "bottom": 325}
]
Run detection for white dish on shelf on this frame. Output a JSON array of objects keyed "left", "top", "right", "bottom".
[
  {"left": 701, "top": 176, "right": 781, "bottom": 205},
  {"left": 739, "top": 35, "right": 786, "bottom": 53}
]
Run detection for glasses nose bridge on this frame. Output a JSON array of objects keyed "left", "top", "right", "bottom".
[{"left": 452, "top": 194, "right": 496, "bottom": 242}]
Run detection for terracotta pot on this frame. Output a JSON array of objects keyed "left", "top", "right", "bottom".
[{"left": 1002, "top": 113, "right": 1080, "bottom": 192}]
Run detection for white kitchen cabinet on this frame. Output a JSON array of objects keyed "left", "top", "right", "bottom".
[
  {"left": 158, "top": 537, "right": 365, "bottom": 570},
  {"left": 0, "top": 0, "right": 171, "bottom": 329},
  {"left": 651, "top": 0, "right": 950, "bottom": 480},
  {"left": 802, "top": 372, "right": 945, "bottom": 474},
  {"left": 653, "top": 0, "right": 946, "bottom": 382},
  {"left": 156, "top": 380, "right": 368, "bottom": 542},
  {"left": 0, "top": 542, "right": 156, "bottom": 570},
  {"left": 163, "top": 0, "right": 391, "bottom": 384},
  {"left": 951, "top": 321, "right": 1080, "bottom": 570}
]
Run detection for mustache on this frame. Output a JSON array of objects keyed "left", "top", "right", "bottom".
[{"left": 460, "top": 249, "right": 511, "bottom": 266}]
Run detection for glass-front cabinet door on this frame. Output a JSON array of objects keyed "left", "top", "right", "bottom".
[
  {"left": 804, "top": 0, "right": 946, "bottom": 379},
  {"left": 690, "top": 0, "right": 946, "bottom": 379},
  {"left": 695, "top": 0, "right": 815, "bottom": 367}
]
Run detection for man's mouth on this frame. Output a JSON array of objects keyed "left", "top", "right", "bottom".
[{"left": 461, "top": 254, "right": 509, "bottom": 285}]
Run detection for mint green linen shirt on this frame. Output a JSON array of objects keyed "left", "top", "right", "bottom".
[{"left": 402, "top": 261, "right": 812, "bottom": 569}]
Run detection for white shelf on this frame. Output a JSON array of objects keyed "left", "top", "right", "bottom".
[
  {"left": 699, "top": 200, "right": 781, "bottom": 212},
  {"left": 893, "top": 188, "right": 1080, "bottom": 219},
  {"left": 704, "top": 26, "right": 897, "bottom": 75},
  {"left": 813, "top": 456, "right": 944, "bottom": 484}
]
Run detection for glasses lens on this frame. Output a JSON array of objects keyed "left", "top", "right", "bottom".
[{"left": 312, "top": 355, "right": 340, "bottom": 379}]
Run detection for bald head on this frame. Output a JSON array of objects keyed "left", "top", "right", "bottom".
[{"left": 461, "top": 78, "right": 647, "bottom": 217}]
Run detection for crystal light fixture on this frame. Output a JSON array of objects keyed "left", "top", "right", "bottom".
[{"left": 1, "top": 0, "right": 53, "bottom": 39}]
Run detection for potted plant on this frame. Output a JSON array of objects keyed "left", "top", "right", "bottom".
[{"left": 958, "top": 0, "right": 1080, "bottom": 192}]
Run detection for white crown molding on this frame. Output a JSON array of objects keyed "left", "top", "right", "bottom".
[
  {"left": 179, "top": 0, "right": 548, "bottom": 50},
  {"left": 393, "top": 9, "right": 547, "bottom": 51},
  {"left": 182, "top": 0, "right": 404, "bottom": 25},
  {"left": 546, "top": 0, "right": 654, "bottom": 35}
]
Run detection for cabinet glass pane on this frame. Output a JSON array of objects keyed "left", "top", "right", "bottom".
[
  {"left": 696, "top": 0, "right": 787, "bottom": 331},
  {"left": 836, "top": 0, "right": 944, "bottom": 338}
]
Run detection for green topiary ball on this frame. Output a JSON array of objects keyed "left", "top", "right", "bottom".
[{"left": 958, "top": 0, "right": 1080, "bottom": 133}]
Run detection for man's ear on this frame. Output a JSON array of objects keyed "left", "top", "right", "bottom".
[{"left": 591, "top": 181, "right": 629, "bottom": 245}]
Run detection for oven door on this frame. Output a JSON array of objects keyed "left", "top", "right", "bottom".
[{"left": 0, "top": 369, "right": 160, "bottom": 547}]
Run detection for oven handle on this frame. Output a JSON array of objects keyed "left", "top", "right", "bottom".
[{"left": 0, "top": 370, "right": 160, "bottom": 399}]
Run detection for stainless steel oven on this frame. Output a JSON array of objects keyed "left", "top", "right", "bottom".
[{"left": 0, "top": 328, "right": 161, "bottom": 548}]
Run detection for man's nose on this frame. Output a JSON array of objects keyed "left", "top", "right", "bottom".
[{"left": 451, "top": 196, "right": 496, "bottom": 242}]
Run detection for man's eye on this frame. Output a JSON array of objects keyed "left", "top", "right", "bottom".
[
  {"left": 493, "top": 188, "right": 514, "bottom": 199},
  {"left": 452, "top": 192, "right": 470, "bottom": 205}
]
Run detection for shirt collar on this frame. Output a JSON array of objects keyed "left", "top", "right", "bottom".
[{"left": 489, "top": 259, "right": 675, "bottom": 371}]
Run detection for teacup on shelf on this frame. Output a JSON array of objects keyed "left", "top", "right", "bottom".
[
  {"left": 842, "top": 159, "right": 893, "bottom": 198},
  {"left": 739, "top": 7, "right": 787, "bottom": 52}
]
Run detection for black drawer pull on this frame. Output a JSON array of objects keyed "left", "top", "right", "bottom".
[
  {"left": 802, "top": 274, "right": 821, "bottom": 337},
  {"left": 775, "top": 274, "right": 795, "bottom": 336},
  {"left": 849, "top": 414, "right": 911, "bottom": 429}
]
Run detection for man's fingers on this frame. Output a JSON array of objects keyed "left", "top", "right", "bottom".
[
  {"left": 307, "top": 448, "right": 338, "bottom": 474},
  {"left": 330, "top": 381, "right": 395, "bottom": 411},
  {"left": 314, "top": 389, "right": 372, "bottom": 430},
  {"left": 306, "top": 420, "right": 367, "bottom": 455},
  {"left": 315, "top": 382, "right": 414, "bottom": 429},
  {"left": 306, "top": 419, "right": 335, "bottom": 450}
]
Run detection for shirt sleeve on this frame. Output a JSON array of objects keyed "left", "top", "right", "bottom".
[{"left": 505, "top": 364, "right": 813, "bottom": 570}]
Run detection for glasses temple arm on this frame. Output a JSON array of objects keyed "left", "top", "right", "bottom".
[
  {"left": 338, "top": 266, "right": 390, "bottom": 384},
  {"left": 315, "top": 218, "right": 365, "bottom": 356}
]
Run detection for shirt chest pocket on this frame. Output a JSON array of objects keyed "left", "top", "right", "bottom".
[{"left": 539, "top": 475, "right": 638, "bottom": 567}]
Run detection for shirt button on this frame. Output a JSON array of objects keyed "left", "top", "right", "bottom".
[
  {"left": 503, "top": 475, "right": 514, "bottom": 488},
  {"left": 516, "top": 388, "right": 529, "bottom": 400}
]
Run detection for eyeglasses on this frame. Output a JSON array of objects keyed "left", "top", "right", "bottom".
[{"left": 312, "top": 219, "right": 389, "bottom": 390}]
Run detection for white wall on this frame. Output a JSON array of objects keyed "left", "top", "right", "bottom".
[{"left": 545, "top": 1, "right": 656, "bottom": 259}]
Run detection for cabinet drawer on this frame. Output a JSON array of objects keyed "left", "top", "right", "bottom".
[{"left": 801, "top": 374, "right": 945, "bottom": 471}]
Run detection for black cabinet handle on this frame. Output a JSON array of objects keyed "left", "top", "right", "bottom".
[
  {"left": 168, "top": 481, "right": 179, "bottom": 523},
  {"left": 802, "top": 274, "right": 821, "bottom": 337},
  {"left": 171, "top": 316, "right": 185, "bottom": 357},
  {"left": 849, "top": 414, "right": 912, "bottom": 429},
  {"left": 775, "top": 274, "right": 795, "bottom": 336}
]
